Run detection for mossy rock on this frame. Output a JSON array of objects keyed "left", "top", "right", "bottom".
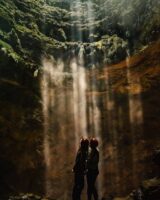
[{"left": 8, "top": 193, "right": 49, "bottom": 200}]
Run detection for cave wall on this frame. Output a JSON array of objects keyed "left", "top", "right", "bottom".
[{"left": 0, "top": 0, "right": 160, "bottom": 199}]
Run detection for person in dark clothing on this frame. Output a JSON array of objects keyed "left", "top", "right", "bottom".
[
  {"left": 72, "top": 138, "right": 89, "bottom": 200},
  {"left": 87, "top": 138, "right": 99, "bottom": 200}
]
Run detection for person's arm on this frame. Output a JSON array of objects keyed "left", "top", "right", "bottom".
[
  {"left": 73, "top": 151, "right": 81, "bottom": 172},
  {"left": 95, "top": 150, "right": 99, "bottom": 164},
  {"left": 97, "top": 151, "right": 99, "bottom": 163}
]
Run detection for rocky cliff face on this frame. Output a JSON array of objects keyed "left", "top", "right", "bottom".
[
  {"left": 0, "top": 0, "right": 160, "bottom": 199},
  {"left": 0, "top": 0, "right": 159, "bottom": 67}
]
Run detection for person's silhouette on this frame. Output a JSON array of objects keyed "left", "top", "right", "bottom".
[
  {"left": 87, "top": 138, "right": 99, "bottom": 200},
  {"left": 72, "top": 138, "right": 89, "bottom": 200}
]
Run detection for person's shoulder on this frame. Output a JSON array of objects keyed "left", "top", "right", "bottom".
[
  {"left": 96, "top": 149, "right": 99, "bottom": 157},
  {"left": 96, "top": 148, "right": 99, "bottom": 153},
  {"left": 77, "top": 149, "right": 82, "bottom": 155}
]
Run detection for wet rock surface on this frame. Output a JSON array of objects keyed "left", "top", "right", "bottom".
[
  {"left": 110, "top": 150, "right": 160, "bottom": 200},
  {"left": 112, "top": 177, "right": 160, "bottom": 200},
  {"left": 8, "top": 193, "right": 50, "bottom": 200},
  {"left": 0, "top": 0, "right": 160, "bottom": 199}
]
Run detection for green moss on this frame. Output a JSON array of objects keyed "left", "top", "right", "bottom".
[
  {"left": 0, "top": 0, "right": 159, "bottom": 68},
  {"left": 0, "top": 39, "right": 22, "bottom": 63},
  {"left": 0, "top": 0, "right": 70, "bottom": 69}
]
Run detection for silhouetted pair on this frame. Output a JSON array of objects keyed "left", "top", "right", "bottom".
[{"left": 72, "top": 138, "right": 99, "bottom": 200}]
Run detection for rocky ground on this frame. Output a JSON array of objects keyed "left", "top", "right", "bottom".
[{"left": 8, "top": 193, "right": 49, "bottom": 200}]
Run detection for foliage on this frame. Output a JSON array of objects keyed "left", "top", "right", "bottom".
[{"left": 0, "top": 0, "right": 159, "bottom": 68}]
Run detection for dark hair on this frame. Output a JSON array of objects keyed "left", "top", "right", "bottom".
[
  {"left": 80, "top": 138, "right": 89, "bottom": 149},
  {"left": 90, "top": 138, "right": 98, "bottom": 148}
]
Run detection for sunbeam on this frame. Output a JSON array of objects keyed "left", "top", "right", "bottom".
[
  {"left": 126, "top": 49, "right": 144, "bottom": 187},
  {"left": 1, "top": 0, "right": 160, "bottom": 200}
]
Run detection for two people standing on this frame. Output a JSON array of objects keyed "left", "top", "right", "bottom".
[{"left": 72, "top": 138, "right": 99, "bottom": 200}]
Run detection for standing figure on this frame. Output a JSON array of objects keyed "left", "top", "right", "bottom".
[
  {"left": 72, "top": 138, "right": 89, "bottom": 200},
  {"left": 87, "top": 138, "right": 99, "bottom": 200}
]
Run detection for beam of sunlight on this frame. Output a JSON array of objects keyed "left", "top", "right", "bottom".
[
  {"left": 70, "top": 0, "right": 83, "bottom": 41},
  {"left": 91, "top": 66, "right": 101, "bottom": 136},
  {"left": 86, "top": 2, "right": 105, "bottom": 196},
  {"left": 126, "top": 49, "right": 144, "bottom": 187},
  {"left": 41, "top": 56, "right": 55, "bottom": 198},
  {"left": 126, "top": 50, "right": 143, "bottom": 125},
  {"left": 86, "top": 3, "right": 104, "bottom": 196},
  {"left": 87, "top": 0, "right": 95, "bottom": 42},
  {"left": 41, "top": 56, "right": 75, "bottom": 199},
  {"left": 70, "top": 47, "right": 88, "bottom": 149},
  {"left": 104, "top": 65, "right": 120, "bottom": 193},
  {"left": 87, "top": 67, "right": 105, "bottom": 198},
  {"left": 91, "top": 92, "right": 104, "bottom": 198}
]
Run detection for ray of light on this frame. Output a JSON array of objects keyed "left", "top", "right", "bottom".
[
  {"left": 41, "top": 56, "right": 56, "bottom": 197},
  {"left": 86, "top": 1, "right": 105, "bottom": 197},
  {"left": 126, "top": 49, "right": 144, "bottom": 187},
  {"left": 71, "top": 48, "right": 88, "bottom": 149},
  {"left": 41, "top": 56, "right": 74, "bottom": 199},
  {"left": 104, "top": 66, "right": 120, "bottom": 193}
]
